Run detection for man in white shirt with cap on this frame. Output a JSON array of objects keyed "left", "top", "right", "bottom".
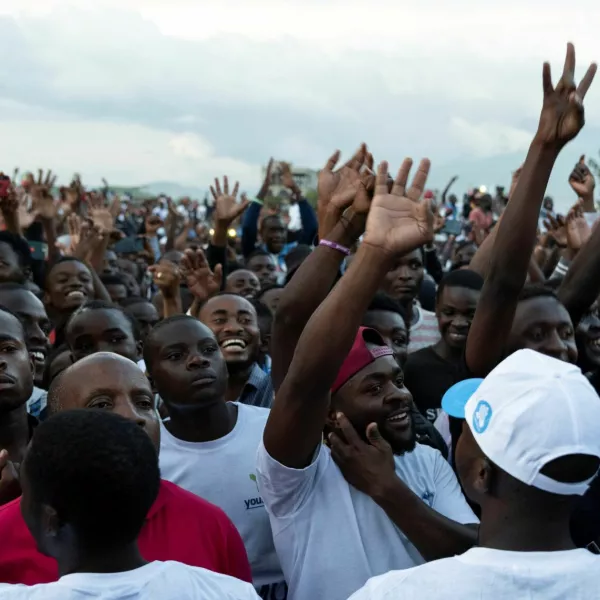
[{"left": 349, "top": 349, "right": 600, "bottom": 600}]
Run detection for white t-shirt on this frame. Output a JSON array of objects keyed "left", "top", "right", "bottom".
[
  {"left": 159, "top": 403, "right": 286, "bottom": 598},
  {"left": 0, "top": 561, "right": 259, "bottom": 599},
  {"left": 256, "top": 441, "right": 477, "bottom": 600},
  {"left": 348, "top": 547, "right": 600, "bottom": 600}
]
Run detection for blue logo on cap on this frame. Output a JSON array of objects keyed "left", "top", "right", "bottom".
[{"left": 473, "top": 400, "right": 492, "bottom": 434}]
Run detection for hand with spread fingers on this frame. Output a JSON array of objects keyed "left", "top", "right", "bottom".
[
  {"left": 535, "top": 42, "right": 597, "bottom": 149},
  {"left": 87, "top": 194, "right": 119, "bottom": 234},
  {"left": 31, "top": 169, "right": 58, "bottom": 221},
  {"left": 210, "top": 176, "right": 249, "bottom": 227},
  {"left": 180, "top": 248, "right": 223, "bottom": 303},
  {"left": 363, "top": 159, "right": 434, "bottom": 256},
  {"left": 566, "top": 198, "right": 591, "bottom": 252},
  {"left": 544, "top": 213, "right": 568, "bottom": 248},
  {"left": 318, "top": 144, "right": 374, "bottom": 239}
]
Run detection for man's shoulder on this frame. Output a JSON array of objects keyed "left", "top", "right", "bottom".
[
  {"left": 405, "top": 346, "right": 441, "bottom": 368},
  {"left": 153, "top": 480, "right": 234, "bottom": 531},
  {"left": 0, "top": 497, "right": 22, "bottom": 526}
]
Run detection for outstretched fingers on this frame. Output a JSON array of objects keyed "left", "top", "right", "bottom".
[
  {"left": 375, "top": 161, "right": 390, "bottom": 196},
  {"left": 344, "top": 143, "right": 367, "bottom": 172},
  {"left": 577, "top": 63, "right": 597, "bottom": 99},
  {"left": 391, "top": 158, "right": 413, "bottom": 197},
  {"left": 406, "top": 159, "right": 431, "bottom": 202}
]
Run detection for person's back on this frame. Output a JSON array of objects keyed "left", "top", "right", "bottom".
[
  {"left": 351, "top": 349, "right": 600, "bottom": 600},
  {"left": 0, "top": 561, "right": 258, "bottom": 600},
  {"left": 350, "top": 547, "right": 600, "bottom": 600},
  {"left": 0, "top": 409, "right": 258, "bottom": 600}
]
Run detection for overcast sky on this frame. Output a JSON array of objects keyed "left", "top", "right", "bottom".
[{"left": 1, "top": 0, "right": 600, "bottom": 206}]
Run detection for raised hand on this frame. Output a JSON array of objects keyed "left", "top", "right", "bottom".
[
  {"left": 210, "top": 176, "right": 249, "bottom": 226},
  {"left": 280, "top": 162, "right": 301, "bottom": 197},
  {"left": 544, "top": 213, "right": 568, "bottom": 247},
  {"left": 363, "top": 159, "right": 434, "bottom": 256},
  {"left": 149, "top": 260, "right": 181, "bottom": 299},
  {"left": 87, "top": 194, "right": 118, "bottom": 233},
  {"left": 566, "top": 199, "right": 591, "bottom": 251},
  {"left": 318, "top": 144, "right": 373, "bottom": 239},
  {"left": 535, "top": 43, "right": 597, "bottom": 150},
  {"left": 180, "top": 248, "right": 223, "bottom": 303},
  {"left": 31, "top": 169, "right": 58, "bottom": 220},
  {"left": 257, "top": 158, "right": 274, "bottom": 201},
  {"left": 569, "top": 155, "right": 595, "bottom": 199}
]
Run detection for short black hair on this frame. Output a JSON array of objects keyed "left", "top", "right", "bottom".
[
  {"left": 143, "top": 314, "right": 199, "bottom": 369},
  {"left": 99, "top": 273, "right": 128, "bottom": 287},
  {"left": 518, "top": 283, "right": 558, "bottom": 303},
  {"left": 251, "top": 299, "right": 273, "bottom": 324},
  {"left": 0, "top": 303, "right": 26, "bottom": 338},
  {"left": 436, "top": 269, "right": 484, "bottom": 302},
  {"left": 366, "top": 293, "right": 409, "bottom": 329},
  {"left": 260, "top": 214, "right": 285, "bottom": 229},
  {"left": 257, "top": 283, "right": 284, "bottom": 300},
  {"left": 120, "top": 296, "right": 152, "bottom": 308},
  {"left": 0, "top": 231, "right": 32, "bottom": 270},
  {"left": 246, "top": 248, "right": 272, "bottom": 263},
  {"left": 24, "top": 410, "right": 160, "bottom": 552},
  {"left": 66, "top": 300, "right": 141, "bottom": 342}
]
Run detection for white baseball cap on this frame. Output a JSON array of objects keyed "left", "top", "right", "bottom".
[{"left": 442, "top": 349, "right": 600, "bottom": 496}]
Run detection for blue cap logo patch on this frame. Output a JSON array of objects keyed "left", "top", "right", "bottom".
[{"left": 473, "top": 400, "right": 492, "bottom": 434}]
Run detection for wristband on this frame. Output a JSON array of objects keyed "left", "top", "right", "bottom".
[{"left": 319, "top": 239, "right": 350, "bottom": 255}]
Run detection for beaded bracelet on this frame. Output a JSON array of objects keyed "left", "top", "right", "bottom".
[{"left": 319, "top": 239, "right": 350, "bottom": 255}]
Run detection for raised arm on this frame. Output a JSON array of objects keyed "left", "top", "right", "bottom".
[
  {"left": 466, "top": 43, "right": 596, "bottom": 376},
  {"left": 558, "top": 202, "right": 600, "bottom": 326},
  {"left": 241, "top": 159, "right": 273, "bottom": 257},
  {"left": 271, "top": 145, "right": 373, "bottom": 391},
  {"left": 265, "top": 158, "right": 434, "bottom": 468}
]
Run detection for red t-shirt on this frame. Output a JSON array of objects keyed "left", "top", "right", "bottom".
[{"left": 0, "top": 479, "right": 252, "bottom": 585}]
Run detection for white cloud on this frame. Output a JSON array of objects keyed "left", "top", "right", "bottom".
[
  {"left": 0, "top": 118, "right": 259, "bottom": 190},
  {"left": 0, "top": 0, "right": 599, "bottom": 200},
  {"left": 449, "top": 118, "right": 533, "bottom": 158}
]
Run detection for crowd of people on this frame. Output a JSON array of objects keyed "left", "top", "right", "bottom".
[{"left": 0, "top": 42, "right": 599, "bottom": 599}]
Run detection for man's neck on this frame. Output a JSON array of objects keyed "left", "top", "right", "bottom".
[
  {"left": 165, "top": 401, "right": 238, "bottom": 443},
  {"left": 398, "top": 299, "right": 418, "bottom": 325},
  {"left": 225, "top": 362, "right": 255, "bottom": 403},
  {"left": 59, "top": 542, "right": 147, "bottom": 578},
  {"left": 0, "top": 404, "right": 30, "bottom": 464},
  {"left": 432, "top": 339, "right": 464, "bottom": 363},
  {"left": 479, "top": 505, "right": 575, "bottom": 552}
]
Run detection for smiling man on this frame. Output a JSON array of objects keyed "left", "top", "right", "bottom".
[
  {"left": 0, "top": 284, "right": 52, "bottom": 419},
  {"left": 199, "top": 293, "right": 273, "bottom": 407},
  {"left": 404, "top": 270, "right": 483, "bottom": 423},
  {"left": 143, "top": 315, "right": 286, "bottom": 599}
]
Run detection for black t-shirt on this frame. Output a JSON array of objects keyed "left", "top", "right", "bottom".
[{"left": 404, "top": 346, "right": 466, "bottom": 424}]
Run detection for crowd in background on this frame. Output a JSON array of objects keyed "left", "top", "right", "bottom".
[{"left": 0, "top": 42, "right": 598, "bottom": 599}]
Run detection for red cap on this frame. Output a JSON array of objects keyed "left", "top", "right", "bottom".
[
  {"left": 331, "top": 327, "right": 394, "bottom": 393},
  {"left": 424, "top": 190, "right": 434, "bottom": 199}
]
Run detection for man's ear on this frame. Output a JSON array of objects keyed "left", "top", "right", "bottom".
[{"left": 472, "top": 456, "right": 496, "bottom": 497}]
